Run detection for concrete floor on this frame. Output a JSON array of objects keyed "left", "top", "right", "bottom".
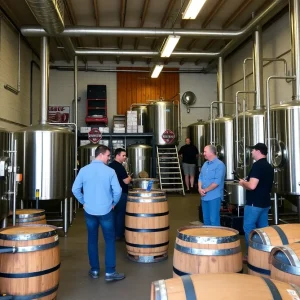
[{"left": 57, "top": 193, "right": 245, "bottom": 300}]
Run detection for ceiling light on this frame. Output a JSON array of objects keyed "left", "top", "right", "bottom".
[
  {"left": 160, "top": 35, "right": 180, "bottom": 58},
  {"left": 151, "top": 65, "right": 164, "bottom": 78},
  {"left": 182, "top": 0, "right": 207, "bottom": 20}
]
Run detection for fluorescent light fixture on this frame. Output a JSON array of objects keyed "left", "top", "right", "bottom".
[
  {"left": 160, "top": 35, "right": 180, "bottom": 58},
  {"left": 182, "top": 0, "right": 207, "bottom": 19},
  {"left": 151, "top": 65, "right": 164, "bottom": 78}
]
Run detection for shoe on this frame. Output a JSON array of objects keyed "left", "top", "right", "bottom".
[
  {"left": 243, "top": 255, "right": 248, "bottom": 264},
  {"left": 89, "top": 270, "right": 100, "bottom": 279},
  {"left": 105, "top": 272, "right": 126, "bottom": 282}
]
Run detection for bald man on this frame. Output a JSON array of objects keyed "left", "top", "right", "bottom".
[{"left": 198, "top": 145, "right": 226, "bottom": 226}]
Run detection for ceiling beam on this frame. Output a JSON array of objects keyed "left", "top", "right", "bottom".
[
  {"left": 63, "top": 0, "right": 87, "bottom": 63},
  {"left": 55, "top": 37, "right": 71, "bottom": 62},
  {"left": 202, "top": 0, "right": 253, "bottom": 52},
  {"left": 118, "top": 0, "right": 128, "bottom": 49},
  {"left": 188, "top": 0, "right": 227, "bottom": 51},
  {"left": 92, "top": 0, "right": 103, "bottom": 63},
  {"left": 134, "top": 0, "right": 151, "bottom": 49}
]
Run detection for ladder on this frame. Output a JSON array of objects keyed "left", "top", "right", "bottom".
[{"left": 156, "top": 145, "right": 185, "bottom": 195}]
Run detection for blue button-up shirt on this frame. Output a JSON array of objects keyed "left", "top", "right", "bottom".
[
  {"left": 72, "top": 160, "right": 122, "bottom": 216},
  {"left": 199, "top": 158, "right": 226, "bottom": 201}
]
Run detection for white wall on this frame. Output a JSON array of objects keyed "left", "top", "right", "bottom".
[
  {"left": 0, "top": 17, "right": 40, "bottom": 131},
  {"left": 49, "top": 70, "right": 117, "bottom": 128},
  {"left": 224, "top": 11, "right": 292, "bottom": 113},
  {"left": 179, "top": 73, "right": 217, "bottom": 147}
]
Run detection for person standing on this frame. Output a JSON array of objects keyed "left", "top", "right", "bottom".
[
  {"left": 178, "top": 137, "right": 199, "bottom": 192},
  {"left": 72, "top": 145, "right": 125, "bottom": 281},
  {"left": 239, "top": 143, "right": 274, "bottom": 262},
  {"left": 198, "top": 145, "right": 226, "bottom": 226},
  {"left": 109, "top": 148, "right": 132, "bottom": 240}
]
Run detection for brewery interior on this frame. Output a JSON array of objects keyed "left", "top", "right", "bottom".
[{"left": 1, "top": 0, "right": 300, "bottom": 299}]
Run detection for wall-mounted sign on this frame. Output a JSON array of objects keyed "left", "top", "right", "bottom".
[
  {"left": 162, "top": 129, "right": 175, "bottom": 144},
  {"left": 88, "top": 128, "right": 102, "bottom": 144},
  {"left": 48, "top": 106, "right": 70, "bottom": 123}
]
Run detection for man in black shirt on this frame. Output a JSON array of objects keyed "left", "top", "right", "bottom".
[
  {"left": 178, "top": 137, "right": 199, "bottom": 192},
  {"left": 239, "top": 143, "right": 274, "bottom": 261},
  {"left": 109, "top": 148, "right": 132, "bottom": 240}
]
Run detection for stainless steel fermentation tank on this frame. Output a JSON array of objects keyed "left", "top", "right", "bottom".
[
  {"left": 79, "top": 143, "right": 98, "bottom": 167},
  {"left": 127, "top": 144, "right": 152, "bottom": 178},
  {"left": 147, "top": 100, "right": 179, "bottom": 145},
  {"left": 187, "top": 120, "right": 208, "bottom": 167},
  {"left": 0, "top": 129, "right": 10, "bottom": 222},
  {"left": 269, "top": 102, "right": 300, "bottom": 205},
  {"left": 13, "top": 124, "right": 74, "bottom": 201}
]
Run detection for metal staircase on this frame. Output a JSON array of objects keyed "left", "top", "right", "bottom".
[{"left": 156, "top": 145, "right": 185, "bottom": 195}]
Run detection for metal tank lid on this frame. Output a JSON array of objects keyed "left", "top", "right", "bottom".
[
  {"left": 16, "top": 123, "right": 73, "bottom": 134},
  {"left": 127, "top": 144, "right": 152, "bottom": 149},
  {"left": 188, "top": 119, "right": 208, "bottom": 126},
  {"left": 79, "top": 143, "right": 99, "bottom": 149},
  {"left": 271, "top": 101, "right": 300, "bottom": 110},
  {"left": 238, "top": 109, "right": 266, "bottom": 117},
  {"left": 215, "top": 115, "right": 234, "bottom": 121}
]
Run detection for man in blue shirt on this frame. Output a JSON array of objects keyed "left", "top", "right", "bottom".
[
  {"left": 72, "top": 144, "right": 125, "bottom": 281},
  {"left": 198, "top": 145, "right": 226, "bottom": 226}
]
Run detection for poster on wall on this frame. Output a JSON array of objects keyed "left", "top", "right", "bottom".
[{"left": 48, "top": 106, "right": 70, "bottom": 123}]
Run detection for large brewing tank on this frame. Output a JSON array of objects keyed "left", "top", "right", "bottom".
[
  {"left": 13, "top": 124, "right": 74, "bottom": 201},
  {"left": 127, "top": 144, "right": 152, "bottom": 178},
  {"left": 79, "top": 143, "right": 98, "bottom": 168},
  {"left": 187, "top": 119, "right": 208, "bottom": 167},
  {"left": 234, "top": 109, "right": 265, "bottom": 178},
  {"left": 147, "top": 100, "right": 178, "bottom": 145},
  {"left": 207, "top": 116, "right": 234, "bottom": 181},
  {"left": 131, "top": 105, "right": 148, "bottom": 133},
  {"left": 0, "top": 129, "right": 10, "bottom": 222},
  {"left": 269, "top": 102, "right": 300, "bottom": 203}
]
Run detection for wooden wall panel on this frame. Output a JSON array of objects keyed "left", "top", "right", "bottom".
[{"left": 117, "top": 67, "right": 179, "bottom": 114}]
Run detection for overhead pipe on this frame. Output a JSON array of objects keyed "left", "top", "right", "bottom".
[
  {"left": 25, "top": 0, "right": 64, "bottom": 35},
  {"left": 217, "top": 57, "right": 225, "bottom": 117},
  {"left": 253, "top": 28, "right": 264, "bottom": 109},
  {"left": 290, "top": 0, "right": 300, "bottom": 100},
  {"left": 40, "top": 36, "right": 49, "bottom": 125},
  {"left": 21, "top": 0, "right": 286, "bottom": 38}
]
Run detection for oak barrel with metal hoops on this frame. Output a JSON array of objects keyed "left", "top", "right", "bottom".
[
  {"left": 9, "top": 209, "right": 47, "bottom": 225},
  {"left": 0, "top": 225, "right": 60, "bottom": 300},
  {"left": 270, "top": 242, "right": 300, "bottom": 285},
  {"left": 151, "top": 273, "right": 300, "bottom": 300},
  {"left": 125, "top": 189, "right": 169, "bottom": 263},
  {"left": 173, "top": 226, "right": 242, "bottom": 277},
  {"left": 248, "top": 224, "right": 300, "bottom": 278}
]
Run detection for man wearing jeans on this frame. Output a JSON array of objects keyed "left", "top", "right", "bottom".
[
  {"left": 72, "top": 144, "right": 125, "bottom": 281},
  {"left": 198, "top": 145, "right": 226, "bottom": 226},
  {"left": 239, "top": 143, "right": 274, "bottom": 262},
  {"left": 109, "top": 148, "right": 131, "bottom": 240}
]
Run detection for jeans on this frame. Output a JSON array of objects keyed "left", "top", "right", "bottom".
[
  {"left": 84, "top": 210, "right": 116, "bottom": 273},
  {"left": 202, "top": 197, "right": 221, "bottom": 226},
  {"left": 243, "top": 205, "right": 270, "bottom": 254},
  {"left": 114, "top": 193, "right": 127, "bottom": 238}
]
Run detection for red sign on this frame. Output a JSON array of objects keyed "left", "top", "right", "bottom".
[
  {"left": 88, "top": 128, "right": 102, "bottom": 144},
  {"left": 162, "top": 129, "right": 175, "bottom": 144},
  {"left": 48, "top": 106, "right": 70, "bottom": 123}
]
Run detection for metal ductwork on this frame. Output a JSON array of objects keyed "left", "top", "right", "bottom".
[
  {"left": 217, "top": 57, "right": 225, "bottom": 117},
  {"left": 253, "top": 28, "right": 264, "bottom": 109},
  {"left": 21, "top": 0, "right": 286, "bottom": 38},
  {"left": 290, "top": 0, "right": 300, "bottom": 100},
  {"left": 25, "top": 0, "right": 64, "bottom": 35}
]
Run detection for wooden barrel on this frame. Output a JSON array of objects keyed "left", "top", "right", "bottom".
[
  {"left": 125, "top": 189, "right": 169, "bottom": 263},
  {"left": 0, "top": 225, "right": 60, "bottom": 300},
  {"left": 173, "top": 226, "right": 242, "bottom": 277},
  {"left": 248, "top": 224, "right": 300, "bottom": 278},
  {"left": 151, "top": 273, "right": 300, "bottom": 300},
  {"left": 270, "top": 242, "right": 300, "bottom": 285},
  {"left": 10, "top": 209, "right": 47, "bottom": 225}
]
